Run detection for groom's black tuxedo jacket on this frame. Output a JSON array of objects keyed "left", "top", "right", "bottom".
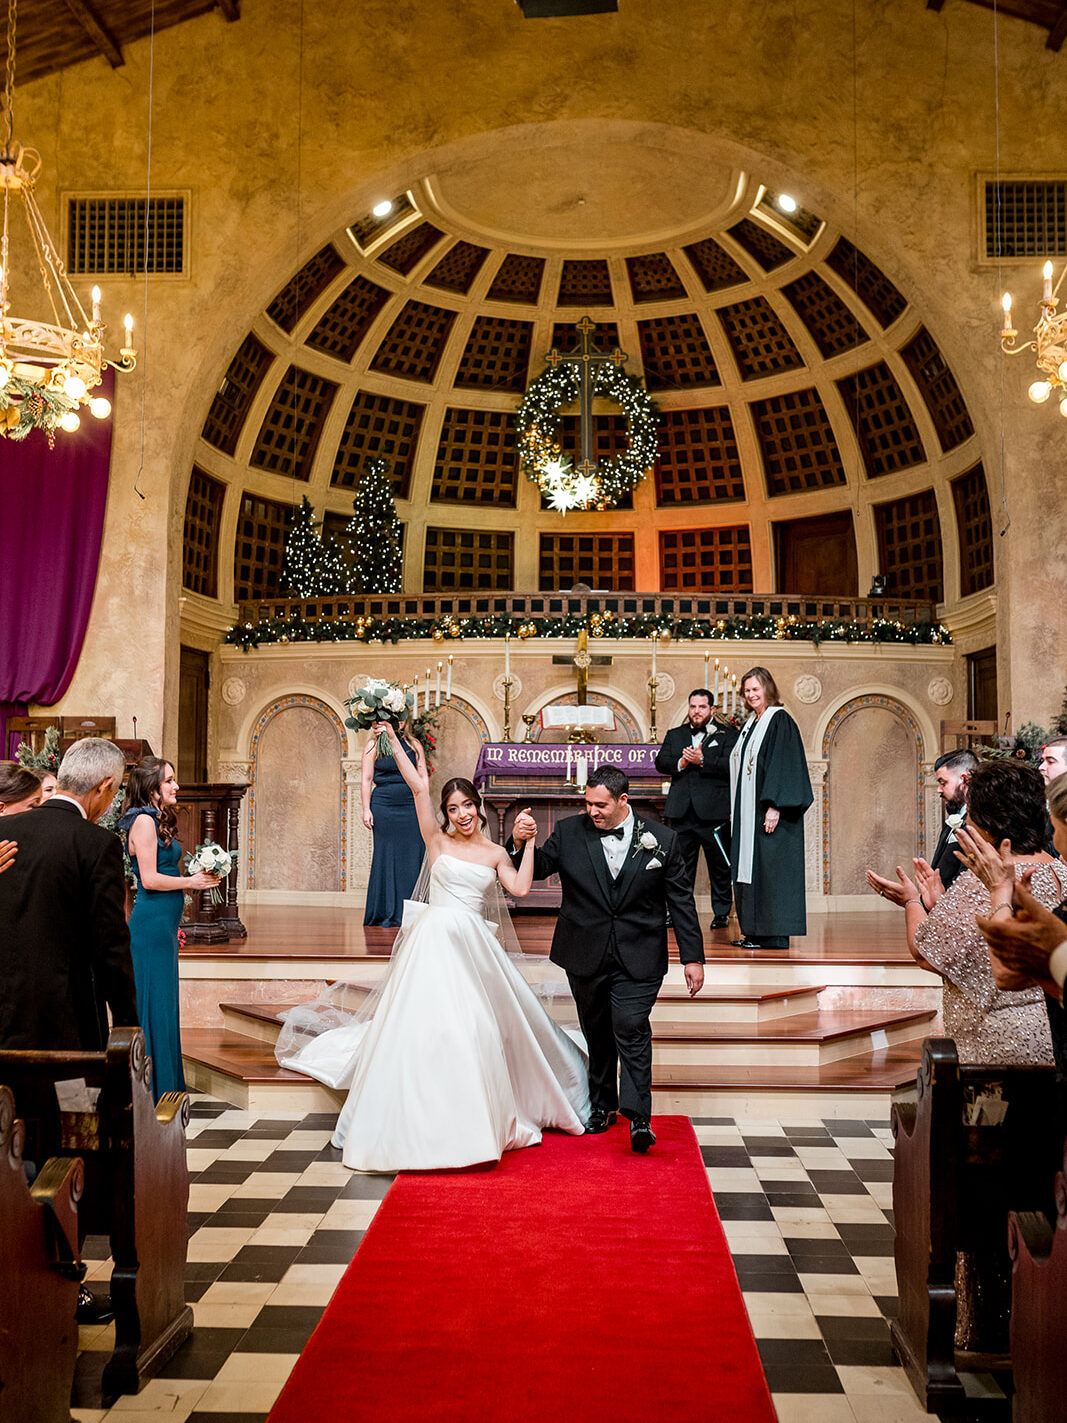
[
  {"left": 0, "top": 799, "right": 139, "bottom": 1050},
  {"left": 931, "top": 813, "right": 966, "bottom": 892},
  {"left": 518, "top": 813, "right": 704, "bottom": 980},
  {"left": 655, "top": 720, "right": 738, "bottom": 823}
]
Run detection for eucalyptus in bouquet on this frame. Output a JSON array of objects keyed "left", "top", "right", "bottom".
[
  {"left": 345, "top": 678, "right": 414, "bottom": 758},
  {"left": 185, "top": 840, "right": 233, "bottom": 904}
]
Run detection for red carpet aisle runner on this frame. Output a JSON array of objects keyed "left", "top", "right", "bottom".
[{"left": 268, "top": 1117, "right": 776, "bottom": 1422}]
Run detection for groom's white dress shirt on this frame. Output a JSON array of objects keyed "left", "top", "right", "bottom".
[{"left": 600, "top": 810, "right": 634, "bottom": 880}]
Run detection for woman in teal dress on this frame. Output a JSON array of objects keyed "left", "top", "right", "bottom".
[{"left": 120, "top": 757, "right": 218, "bottom": 1101}]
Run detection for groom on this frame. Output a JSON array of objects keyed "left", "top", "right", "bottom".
[{"left": 511, "top": 765, "right": 704, "bottom": 1153}]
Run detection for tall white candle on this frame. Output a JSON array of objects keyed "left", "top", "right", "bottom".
[
  {"left": 576, "top": 754, "right": 588, "bottom": 790},
  {"left": 651, "top": 634, "right": 657, "bottom": 679},
  {"left": 505, "top": 633, "right": 511, "bottom": 679},
  {"left": 721, "top": 666, "right": 728, "bottom": 710},
  {"left": 703, "top": 651, "right": 710, "bottom": 688},
  {"left": 412, "top": 675, "right": 419, "bottom": 719},
  {"left": 426, "top": 666, "right": 431, "bottom": 699},
  {"left": 566, "top": 743, "right": 573, "bottom": 782},
  {"left": 436, "top": 662, "right": 442, "bottom": 707},
  {"left": 714, "top": 659, "right": 720, "bottom": 700},
  {"left": 731, "top": 676, "right": 738, "bottom": 716},
  {"left": 446, "top": 655, "right": 453, "bottom": 700}
]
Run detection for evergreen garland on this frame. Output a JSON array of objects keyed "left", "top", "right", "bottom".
[{"left": 0, "top": 375, "right": 77, "bottom": 445}]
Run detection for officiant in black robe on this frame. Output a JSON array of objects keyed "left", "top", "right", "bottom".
[{"left": 729, "top": 667, "right": 813, "bottom": 950}]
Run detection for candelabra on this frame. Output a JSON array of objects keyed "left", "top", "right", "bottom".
[
  {"left": 502, "top": 675, "right": 514, "bottom": 742},
  {"left": 1000, "top": 261, "right": 1067, "bottom": 412},
  {"left": 648, "top": 672, "right": 660, "bottom": 743}
]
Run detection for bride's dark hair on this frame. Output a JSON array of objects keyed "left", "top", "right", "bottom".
[{"left": 439, "top": 777, "right": 488, "bottom": 832}]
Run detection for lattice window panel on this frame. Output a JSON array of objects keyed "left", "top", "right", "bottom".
[
  {"left": 234, "top": 493, "right": 295, "bottom": 602},
  {"left": 377, "top": 222, "right": 445, "bottom": 275},
  {"left": 557, "top": 260, "right": 613, "bottom": 306},
  {"left": 67, "top": 194, "right": 185, "bottom": 275},
  {"left": 900, "top": 327, "right": 975, "bottom": 452},
  {"left": 432, "top": 409, "right": 517, "bottom": 506},
  {"left": 757, "top": 191, "right": 822, "bottom": 242},
  {"left": 182, "top": 467, "right": 225, "bottom": 597},
  {"left": 330, "top": 391, "right": 425, "bottom": 498},
  {"left": 423, "top": 528, "right": 514, "bottom": 591},
  {"left": 716, "top": 297, "right": 804, "bottom": 381},
  {"left": 249, "top": 366, "right": 338, "bottom": 480},
  {"left": 727, "top": 218, "right": 794, "bottom": 271},
  {"left": 549, "top": 414, "right": 635, "bottom": 510},
  {"left": 951, "top": 463, "right": 995, "bottom": 596},
  {"left": 201, "top": 333, "right": 275, "bottom": 455},
  {"left": 454, "top": 316, "right": 534, "bottom": 392},
  {"left": 836, "top": 362, "right": 926, "bottom": 478},
  {"left": 781, "top": 270, "right": 869, "bottom": 358},
  {"left": 824, "top": 238, "right": 907, "bottom": 328},
  {"left": 539, "top": 533, "right": 635, "bottom": 591},
  {"left": 637, "top": 314, "right": 719, "bottom": 390},
  {"left": 985, "top": 180, "right": 1067, "bottom": 259},
  {"left": 626, "top": 253, "right": 686, "bottom": 303},
  {"left": 655, "top": 407, "right": 745, "bottom": 505},
  {"left": 874, "top": 490, "right": 943, "bottom": 602},
  {"left": 551, "top": 321, "right": 620, "bottom": 354},
  {"left": 424, "top": 241, "right": 490, "bottom": 294},
  {"left": 369, "top": 300, "right": 457, "bottom": 382},
  {"left": 751, "top": 388, "right": 847, "bottom": 496},
  {"left": 659, "top": 527, "right": 753, "bottom": 592},
  {"left": 682, "top": 236, "right": 747, "bottom": 292},
  {"left": 265, "top": 245, "right": 345, "bottom": 333},
  {"left": 305, "top": 276, "right": 391, "bottom": 362},
  {"left": 487, "top": 253, "right": 546, "bottom": 304},
  {"left": 347, "top": 194, "right": 416, "bottom": 250}
]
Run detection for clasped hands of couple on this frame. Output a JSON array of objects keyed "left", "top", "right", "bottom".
[
  {"left": 866, "top": 826, "right": 1067, "bottom": 997},
  {"left": 511, "top": 807, "right": 705, "bottom": 999}
]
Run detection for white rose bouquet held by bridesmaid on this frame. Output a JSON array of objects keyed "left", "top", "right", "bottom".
[{"left": 345, "top": 678, "right": 415, "bottom": 758}]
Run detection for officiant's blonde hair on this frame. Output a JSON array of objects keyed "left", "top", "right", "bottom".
[{"left": 740, "top": 666, "right": 781, "bottom": 706}]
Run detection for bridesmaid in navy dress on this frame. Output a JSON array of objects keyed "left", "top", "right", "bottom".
[
  {"left": 362, "top": 717, "right": 425, "bottom": 926},
  {"left": 121, "top": 758, "right": 218, "bottom": 1101}
]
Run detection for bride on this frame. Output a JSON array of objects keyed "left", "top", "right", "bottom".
[{"left": 276, "top": 721, "right": 589, "bottom": 1171}]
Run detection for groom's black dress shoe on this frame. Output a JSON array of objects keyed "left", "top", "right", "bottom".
[
  {"left": 630, "top": 1117, "right": 656, "bottom": 1153},
  {"left": 586, "top": 1107, "right": 617, "bottom": 1134},
  {"left": 77, "top": 1286, "right": 115, "bottom": 1324},
  {"left": 730, "top": 937, "right": 761, "bottom": 949},
  {"left": 711, "top": 915, "right": 730, "bottom": 929}
]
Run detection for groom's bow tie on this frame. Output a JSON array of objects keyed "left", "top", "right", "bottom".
[{"left": 597, "top": 826, "right": 626, "bottom": 840}]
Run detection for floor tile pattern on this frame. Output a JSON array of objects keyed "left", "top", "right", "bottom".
[{"left": 71, "top": 1099, "right": 924, "bottom": 1422}]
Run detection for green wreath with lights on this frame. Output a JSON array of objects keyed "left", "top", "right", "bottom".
[{"left": 515, "top": 362, "right": 659, "bottom": 512}]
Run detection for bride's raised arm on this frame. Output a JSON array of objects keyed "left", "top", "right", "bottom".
[
  {"left": 379, "top": 722, "right": 441, "bottom": 850},
  {"left": 493, "top": 835, "right": 535, "bottom": 898}
]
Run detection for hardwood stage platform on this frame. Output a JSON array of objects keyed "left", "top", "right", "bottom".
[{"left": 179, "top": 906, "right": 939, "bottom": 1118}]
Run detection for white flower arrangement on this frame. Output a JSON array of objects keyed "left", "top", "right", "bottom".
[
  {"left": 185, "top": 841, "right": 232, "bottom": 904},
  {"left": 344, "top": 677, "right": 415, "bottom": 757},
  {"left": 631, "top": 821, "right": 661, "bottom": 861}
]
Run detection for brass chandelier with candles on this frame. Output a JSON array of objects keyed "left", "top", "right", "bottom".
[
  {"left": 0, "top": 0, "right": 136, "bottom": 443},
  {"left": 1000, "top": 260, "right": 1067, "bottom": 414}
]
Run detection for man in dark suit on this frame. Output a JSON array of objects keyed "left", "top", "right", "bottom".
[
  {"left": 511, "top": 766, "right": 704, "bottom": 1153},
  {"left": 929, "top": 749, "right": 978, "bottom": 892},
  {"left": 655, "top": 687, "right": 738, "bottom": 929},
  {"left": 0, "top": 737, "right": 138, "bottom": 1052}
]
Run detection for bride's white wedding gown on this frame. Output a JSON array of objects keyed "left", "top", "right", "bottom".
[{"left": 279, "top": 854, "right": 589, "bottom": 1171}]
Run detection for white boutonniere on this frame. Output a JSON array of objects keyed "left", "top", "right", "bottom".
[
  {"left": 631, "top": 822, "right": 660, "bottom": 861},
  {"left": 944, "top": 811, "right": 965, "bottom": 841}
]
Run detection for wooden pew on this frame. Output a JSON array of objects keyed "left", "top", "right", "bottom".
[
  {"left": 889, "top": 1037, "right": 1060, "bottom": 1415},
  {"left": 0, "top": 1028, "right": 193, "bottom": 1401},
  {"left": 1008, "top": 1137, "right": 1067, "bottom": 1423},
  {"left": 0, "top": 1083, "right": 85, "bottom": 1423}
]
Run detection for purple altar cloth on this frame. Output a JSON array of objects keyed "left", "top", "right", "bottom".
[{"left": 473, "top": 742, "right": 662, "bottom": 786}]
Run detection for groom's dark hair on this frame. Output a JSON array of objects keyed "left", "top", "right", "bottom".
[{"left": 588, "top": 765, "right": 628, "bottom": 799}]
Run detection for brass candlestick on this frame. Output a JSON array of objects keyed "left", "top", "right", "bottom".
[
  {"left": 502, "top": 675, "right": 514, "bottom": 742},
  {"left": 648, "top": 673, "right": 660, "bottom": 743},
  {"left": 521, "top": 713, "right": 536, "bottom": 743}
]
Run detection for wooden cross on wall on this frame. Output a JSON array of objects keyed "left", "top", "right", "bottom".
[{"left": 545, "top": 316, "right": 628, "bottom": 479}]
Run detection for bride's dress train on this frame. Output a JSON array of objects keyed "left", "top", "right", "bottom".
[{"left": 278, "top": 854, "right": 589, "bottom": 1171}]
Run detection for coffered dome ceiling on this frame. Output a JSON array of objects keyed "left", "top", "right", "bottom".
[{"left": 182, "top": 163, "right": 992, "bottom": 611}]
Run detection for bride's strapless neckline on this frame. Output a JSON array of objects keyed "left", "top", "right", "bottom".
[{"left": 433, "top": 852, "right": 496, "bottom": 878}]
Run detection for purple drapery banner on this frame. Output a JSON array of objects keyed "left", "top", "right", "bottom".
[
  {"left": 0, "top": 368, "right": 115, "bottom": 757},
  {"left": 473, "top": 741, "right": 663, "bottom": 787}
]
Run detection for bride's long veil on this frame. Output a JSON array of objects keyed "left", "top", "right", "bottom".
[{"left": 273, "top": 843, "right": 577, "bottom": 1069}]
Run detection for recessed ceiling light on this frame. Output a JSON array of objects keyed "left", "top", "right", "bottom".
[
  {"left": 372, "top": 200, "right": 393, "bottom": 219},
  {"left": 777, "top": 194, "right": 798, "bottom": 214}
]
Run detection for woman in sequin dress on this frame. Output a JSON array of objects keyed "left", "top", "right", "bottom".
[{"left": 868, "top": 760, "right": 1060, "bottom": 1066}]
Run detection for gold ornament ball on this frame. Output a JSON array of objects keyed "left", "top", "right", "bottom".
[
  {"left": 450, "top": 625, "right": 461, "bottom": 638},
  {"left": 432, "top": 627, "right": 445, "bottom": 642}
]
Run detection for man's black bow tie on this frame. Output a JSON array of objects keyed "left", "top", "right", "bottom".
[{"left": 597, "top": 826, "right": 626, "bottom": 840}]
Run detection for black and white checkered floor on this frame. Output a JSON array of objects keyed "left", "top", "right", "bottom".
[{"left": 72, "top": 1096, "right": 928, "bottom": 1423}]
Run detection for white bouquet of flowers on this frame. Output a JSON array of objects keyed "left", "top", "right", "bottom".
[
  {"left": 345, "top": 678, "right": 414, "bottom": 758},
  {"left": 185, "top": 840, "right": 232, "bottom": 904}
]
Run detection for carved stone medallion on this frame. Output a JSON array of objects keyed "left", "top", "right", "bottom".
[{"left": 793, "top": 674, "right": 823, "bottom": 705}]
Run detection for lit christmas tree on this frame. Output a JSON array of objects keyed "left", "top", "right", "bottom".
[
  {"left": 282, "top": 496, "right": 355, "bottom": 594},
  {"left": 346, "top": 458, "right": 402, "bottom": 593}
]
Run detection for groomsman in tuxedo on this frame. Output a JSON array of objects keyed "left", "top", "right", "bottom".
[
  {"left": 0, "top": 737, "right": 138, "bottom": 1052},
  {"left": 929, "top": 749, "right": 978, "bottom": 891},
  {"left": 511, "top": 766, "right": 704, "bottom": 1153},
  {"left": 655, "top": 688, "right": 738, "bottom": 929}
]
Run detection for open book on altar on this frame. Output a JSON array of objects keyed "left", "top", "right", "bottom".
[{"left": 539, "top": 705, "right": 616, "bottom": 731}]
